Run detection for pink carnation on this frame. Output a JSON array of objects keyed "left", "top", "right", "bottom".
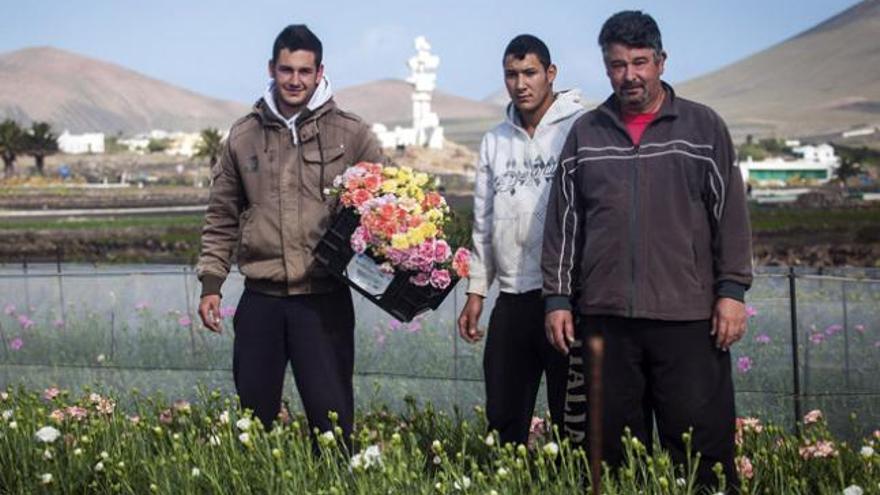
[
  {"left": 351, "top": 226, "right": 368, "bottom": 254},
  {"left": 736, "top": 455, "right": 754, "bottom": 480},
  {"left": 410, "top": 272, "right": 430, "bottom": 287},
  {"left": 429, "top": 269, "right": 451, "bottom": 289},
  {"left": 432, "top": 240, "right": 451, "bottom": 263},
  {"left": 42, "top": 387, "right": 61, "bottom": 401},
  {"left": 452, "top": 248, "right": 471, "bottom": 278},
  {"left": 804, "top": 409, "right": 823, "bottom": 425}
]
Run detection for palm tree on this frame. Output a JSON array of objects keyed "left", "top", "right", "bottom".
[
  {"left": 0, "top": 119, "right": 25, "bottom": 178},
  {"left": 195, "top": 128, "right": 223, "bottom": 169},
  {"left": 24, "top": 122, "right": 59, "bottom": 176}
]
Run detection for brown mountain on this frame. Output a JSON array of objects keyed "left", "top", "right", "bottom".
[
  {"left": 677, "top": 0, "right": 880, "bottom": 139},
  {"left": 334, "top": 79, "right": 503, "bottom": 125},
  {"left": 0, "top": 46, "right": 248, "bottom": 134}
]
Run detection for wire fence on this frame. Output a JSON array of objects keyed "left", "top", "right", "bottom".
[{"left": 0, "top": 262, "right": 878, "bottom": 439}]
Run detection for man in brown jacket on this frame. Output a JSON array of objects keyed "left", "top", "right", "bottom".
[{"left": 196, "top": 25, "right": 383, "bottom": 441}]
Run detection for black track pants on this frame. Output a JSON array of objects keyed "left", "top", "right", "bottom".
[
  {"left": 232, "top": 287, "right": 355, "bottom": 443},
  {"left": 575, "top": 316, "right": 738, "bottom": 491},
  {"left": 483, "top": 290, "right": 569, "bottom": 445}
]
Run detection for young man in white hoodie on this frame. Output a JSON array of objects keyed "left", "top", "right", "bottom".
[{"left": 458, "top": 34, "right": 586, "bottom": 445}]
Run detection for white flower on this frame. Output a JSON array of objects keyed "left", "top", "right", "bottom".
[
  {"left": 219, "top": 410, "right": 230, "bottom": 425},
  {"left": 0, "top": 392, "right": 8, "bottom": 401},
  {"left": 320, "top": 430, "right": 335, "bottom": 444},
  {"left": 676, "top": 478, "right": 687, "bottom": 487},
  {"left": 861, "top": 446, "right": 875, "bottom": 458},
  {"left": 8, "top": 421, "right": 17, "bottom": 429},
  {"left": 363, "top": 445, "right": 382, "bottom": 467},
  {"left": 43, "top": 449, "right": 54, "bottom": 460},
  {"left": 453, "top": 476, "right": 471, "bottom": 490},
  {"left": 543, "top": 441, "right": 559, "bottom": 459},
  {"left": 34, "top": 426, "right": 61, "bottom": 443},
  {"left": 350, "top": 453, "right": 364, "bottom": 470},
  {"left": 484, "top": 433, "right": 495, "bottom": 447},
  {"left": 843, "top": 485, "right": 864, "bottom": 495},
  {"left": 238, "top": 432, "right": 250, "bottom": 444},
  {"left": 96, "top": 354, "right": 106, "bottom": 363},
  {"left": 73, "top": 448, "right": 83, "bottom": 456},
  {"left": 208, "top": 435, "right": 220, "bottom": 446},
  {"left": 432, "top": 455, "right": 442, "bottom": 465},
  {"left": 496, "top": 467, "right": 509, "bottom": 478},
  {"left": 2, "top": 409, "right": 13, "bottom": 421},
  {"left": 191, "top": 467, "right": 201, "bottom": 478},
  {"left": 235, "top": 417, "right": 252, "bottom": 431},
  {"left": 172, "top": 433, "right": 181, "bottom": 441},
  {"left": 100, "top": 451, "right": 109, "bottom": 460},
  {"left": 39, "top": 473, "right": 53, "bottom": 485},
  {"left": 94, "top": 461, "right": 105, "bottom": 472}
]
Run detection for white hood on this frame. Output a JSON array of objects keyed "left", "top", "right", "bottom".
[
  {"left": 467, "top": 89, "right": 587, "bottom": 296},
  {"left": 262, "top": 76, "right": 334, "bottom": 144}
]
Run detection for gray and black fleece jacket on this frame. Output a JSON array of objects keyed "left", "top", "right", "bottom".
[{"left": 541, "top": 83, "right": 752, "bottom": 321}]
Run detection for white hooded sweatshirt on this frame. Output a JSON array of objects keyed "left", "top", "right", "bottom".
[
  {"left": 262, "top": 76, "right": 333, "bottom": 144},
  {"left": 467, "top": 89, "right": 586, "bottom": 296}
]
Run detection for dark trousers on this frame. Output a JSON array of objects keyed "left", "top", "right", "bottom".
[
  {"left": 576, "top": 316, "right": 737, "bottom": 491},
  {"left": 483, "top": 290, "right": 568, "bottom": 445},
  {"left": 232, "top": 287, "right": 355, "bottom": 443}
]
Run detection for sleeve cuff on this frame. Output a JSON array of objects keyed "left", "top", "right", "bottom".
[
  {"left": 544, "top": 295, "right": 572, "bottom": 314},
  {"left": 466, "top": 277, "right": 488, "bottom": 297},
  {"left": 200, "top": 274, "right": 225, "bottom": 298},
  {"left": 715, "top": 280, "right": 747, "bottom": 303}
]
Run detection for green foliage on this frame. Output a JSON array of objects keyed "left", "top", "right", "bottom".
[
  {"left": 146, "top": 138, "right": 170, "bottom": 154},
  {"left": 0, "top": 119, "right": 26, "bottom": 177},
  {"left": 23, "top": 122, "right": 59, "bottom": 175},
  {"left": 0, "top": 387, "right": 877, "bottom": 494},
  {"left": 195, "top": 128, "right": 223, "bottom": 169}
]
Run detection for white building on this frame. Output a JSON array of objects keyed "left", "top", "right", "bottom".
[
  {"left": 740, "top": 143, "right": 840, "bottom": 186},
  {"left": 373, "top": 36, "right": 444, "bottom": 150},
  {"left": 57, "top": 131, "right": 105, "bottom": 154}
]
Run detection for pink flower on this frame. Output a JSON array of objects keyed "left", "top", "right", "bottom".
[
  {"left": 824, "top": 324, "right": 843, "bottom": 336},
  {"left": 854, "top": 324, "right": 865, "bottom": 334},
  {"left": 42, "top": 387, "right": 61, "bottom": 401},
  {"left": 178, "top": 315, "right": 192, "bottom": 327},
  {"left": 429, "top": 269, "right": 452, "bottom": 290},
  {"left": 745, "top": 305, "right": 757, "bottom": 318},
  {"left": 128, "top": 415, "right": 140, "bottom": 425},
  {"left": 159, "top": 409, "right": 173, "bottom": 425},
  {"left": 53, "top": 318, "right": 64, "bottom": 329},
  {"left": 736, "top": 356, "right": 753, "bottom": 373},
  {"left": 754, "top": 333, "right": 771, "bottom": 344},
  {"left": 219, "top": 306, "right": 236, "bottom": 318},
  {"left": 350, "top": 226, "right": 368, "bottom": 254},
  {"left": 406, "top": 319, "right": 422, "bottom": 333},
  {"left": 736, "top": 455, "right": 754, "bottom": 479},
  {"left": 432, "top": 240, "right": 451, "bottom": 263},
  {"left": 527, "top": 417, "right": 548, "bottom": 449},
  {"left": 135, "top": 302, "right": 149, "bottom": 311},
  {"left": 389, "top": 319, "right": 402, "bottom": 332},
  {"left": 410, "top": 272, "right": 430, "bottom": 287},
  {"left": 49, "top": 409, "right": 65, "bottom": 423},
  {"left": 17, "top": 315, "right": 34, "bottom": 330},
  {"left": 452, "top": 248, "right": 471, "bottom": 278},
  {"left": 65, "top": 406, "right": 87, "bottom": 421},
  {"left": 3, "top": 304, "right": 15, "bottom": 316},
  {"left": 9, "top": 338, "right": 23, "bottom": 351},
  {"left": 799, "top": 440, "right": 838, "bottom": 459},
  {"left": 810, "top": 332, "right": 825, "bottom": 345},
  {"left": 804, "top": 409, "right": 823, "bottom": 425}
]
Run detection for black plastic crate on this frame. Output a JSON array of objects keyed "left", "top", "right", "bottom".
[{"left": 314, "top": 208, "right": 458, "bottom": 322}]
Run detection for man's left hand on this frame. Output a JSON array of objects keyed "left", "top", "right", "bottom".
[{"left": 711, "top": 297, "right": 747, "bottom": 351}]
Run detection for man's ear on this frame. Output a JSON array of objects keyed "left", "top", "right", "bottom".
[
  {"left": 547, "top": 63, "right": 558, "bottom": 85},
  {"left": 267, "top": 59, "right": 275, "bottom": 79},
  {"left": 316, "top": 64, "right": 325, "bottom": 82}
]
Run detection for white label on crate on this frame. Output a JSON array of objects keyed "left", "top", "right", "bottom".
[{"left": 345, "top": 254, "right": 393, "bottom": 297}]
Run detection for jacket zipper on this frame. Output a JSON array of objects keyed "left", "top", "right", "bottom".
[{"left": 629, "top": 144, "right": 639, "bottom": 317}]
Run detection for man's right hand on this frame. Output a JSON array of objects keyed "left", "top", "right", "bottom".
[
  {"left": 545, "top": 309, "right": 575, "bottom": 355},
  {"left": 198, "top": 295, "right": 222, "bottom": 333},
  {"left": 457, "top": 294, "right": 485, "bottom": 343}
]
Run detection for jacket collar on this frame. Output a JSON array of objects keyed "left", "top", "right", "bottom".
[{"left": 598, "top": 81, "right": 679, "bottom": 132}]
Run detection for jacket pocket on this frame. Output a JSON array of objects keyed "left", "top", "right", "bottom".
[
  {"left": 238, "top": 207, "right": 254, "bottom": 256},
  {"left": 302, "top": 143, "right": 346, "bottom": 202}
]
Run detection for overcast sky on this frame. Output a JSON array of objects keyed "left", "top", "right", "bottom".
[{"left": 0, "top": 0, "right": 863, "bottom": 103}]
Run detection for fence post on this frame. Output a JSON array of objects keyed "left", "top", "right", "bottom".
[
  {"left": 841, "top": 282, "right": 851, "bottom": 389},
  {"left": 788, "top": 267, "right": 803, "bottom": 431},
  {"left": 56, "top": 247, "right": 67, "bottom": 331}
]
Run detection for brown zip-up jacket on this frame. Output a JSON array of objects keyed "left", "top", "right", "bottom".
[
  {"left": 542, "top": 83, "right": 752, "bottom": 321},
  {"left": 197, "top": 97, "right": 384, "bottom": 297}
]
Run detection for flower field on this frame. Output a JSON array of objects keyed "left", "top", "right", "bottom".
[
  {"left": 0, "top": 265, "right": 879, "bottom": 492},
  {"left": 1, "top": 386, "right": 879, "bottom": 494}
]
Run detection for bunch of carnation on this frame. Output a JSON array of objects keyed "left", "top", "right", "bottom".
[{"left": 331, "top": 162, "right": 470, "bottom": 289}]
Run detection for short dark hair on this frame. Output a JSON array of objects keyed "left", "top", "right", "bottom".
[
  {"left": 598, "top": 11, "right": 663, "bottom": 57},
  {"left": 272, "top": 24, "right": 323, "bottom": 66},
  {"left": 503, "top": 34, "right": 552, "bottom": 70}
]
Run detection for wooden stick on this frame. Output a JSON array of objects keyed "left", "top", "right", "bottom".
[{"left": 588, "top": 333, "right": 605, "bottom": 495}]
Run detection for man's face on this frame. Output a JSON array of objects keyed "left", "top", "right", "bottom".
[
  {"left": 503, "top": 53, "right": 556, "bottom": 114},
  {"left": 268, "top": 48, "right": 324, "bottom": 111},
  {"left": 603, "top": 43, "right": 665, "bottom": 113}
]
